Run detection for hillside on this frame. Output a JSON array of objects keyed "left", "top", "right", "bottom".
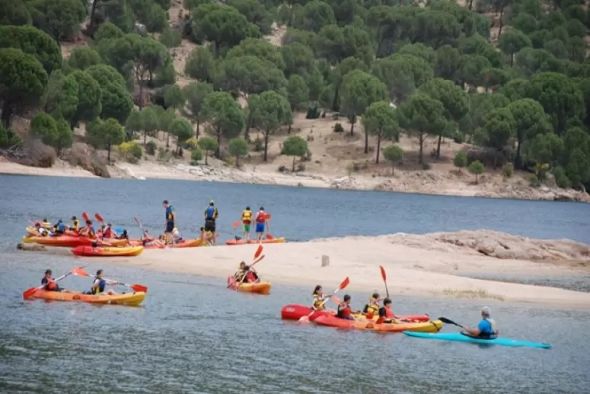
[{"left": 0, "top": 0, "right": 589, "bottom": 202}]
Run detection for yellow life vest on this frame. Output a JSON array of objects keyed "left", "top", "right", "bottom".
[
  {"left": 312, "top": 294, "right": 325, "bottom": 310},
  {"left": 242, "top": 210, "right": 252, "bottom": 222}
]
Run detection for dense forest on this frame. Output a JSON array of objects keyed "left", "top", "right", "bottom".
[{"left": 0, "top": 0, "right": 589, "bottom": 191}]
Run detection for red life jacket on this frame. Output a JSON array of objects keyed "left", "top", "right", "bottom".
[
  {"left": 337, "top": 303, "right": 352, "bottom": 318},
  {"left": 384, "top": 306, "right": 394, "bottom": 318},
  {"left": 256, "top": 212, "right": 266, "bottom": 223},
  {"left": 245, "top": 271, "right": 258, "bottom": 283},
  {"left": 46, "top": 279, "right": 58, "bottom": 291}
]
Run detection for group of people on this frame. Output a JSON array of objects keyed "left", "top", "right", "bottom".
[
  {"left": 311, "top": 286, "right": 499, "bottom": 338},
  {"left": 161, "top": 200, "right": 272, "bottom": 244},
  {"left": 31, "top": 217, "right": 128, "bottom": 241},
  {"left": 42, "top": 269, "right": 109, "bottom": 295}
]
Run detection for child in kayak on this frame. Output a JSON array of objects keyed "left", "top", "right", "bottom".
[
  {"left": 41, "top": 269, "right": 61, "bottom": 292},
  {"left": 377, "top": 298, "right": 399, "bottom": 324},
  {"left": 463, "top": 306, "right": 499, "bottom": 339},
  {"left": 363, "top": 292, "right": 380, "bottom": 318},
  {"left": 233, "top": 261, "right": 259, "bottom": 283},
  {"left": 312, "top": 285, "right": 328, "bottom": 311},
  {"left": 70, "top": 216, "right": 80, "bottom": 232},
  {"left": 337, "top": 295, "right": 355, "bottom": 320}
]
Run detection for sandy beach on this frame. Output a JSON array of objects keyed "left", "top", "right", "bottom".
[{"left": 59, "top": 230, "right": 590, "bottom": 309}]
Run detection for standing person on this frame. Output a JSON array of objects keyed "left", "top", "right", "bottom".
[
  {"left": 204, "top": 201, "right": 218, "bottom": 244},
  {"left": 241, "top": 206, "right": 253, "bottom": 241},
  {"left": 255, "top": 207, "right": 268, "bottom": 241},
  {"left": 463, "top": 306, "right": 499, "bottom": 338},
  {"left": 163, "top": 200, "right": 175, "bottom": 243}
]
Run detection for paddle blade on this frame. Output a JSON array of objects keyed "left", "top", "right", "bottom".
[
  {"left": 72, "top": 267, "right": 89, "bottom": 277},
  {"left": 380, "top": 265, "right": 387, "bottom": 281},
  {"left": 82, "top": 212, "right": 89, "bottom": 221},
  {"left": 254, "top": 244, "right": 263, "bottom": 259},
  {"left": 231, "top": 220, "right": 241, "bottom": 229},
  {"left": 131, "top": 284, "right": 148, "bottom": 293},
  {"left": 339, "top": 277, "right": 350, "bottom": 291},
  {"left": 95, "top": 213, "right": 104, "bottom": 223},
  {"left": 252, "top": 254, "right": 265, "bottom": 266},
  {"left": 22, "top": 287, "right": 39, "bottom": 299},
  {"left": 265, "top": 233, "right": 274, "bottom": 240},
  {"left": 438, "top": 317, "right": 464, "bottom": 328},
  {"left": 266, "top": 213, "right": 272, "bottom": 221},
  {"left": 298, "top": 315, "right": 311, "bottom": 323}
]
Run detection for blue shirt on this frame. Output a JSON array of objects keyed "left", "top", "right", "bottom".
[
  {"left": 166, "top": 206, "right": 174, "bottom": 222},
  {"left": 478, "top": 319, "right": 494, "bottom": 337}
]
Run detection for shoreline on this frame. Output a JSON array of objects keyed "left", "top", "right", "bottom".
[
  {"left": 58, "top": 230, "right": 590, "bottom": 310},
  {"left": 2, "top": 158, "right": 589, "bottom": 203}
]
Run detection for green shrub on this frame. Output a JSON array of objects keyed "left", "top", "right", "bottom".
[
  {"left": 454, "top": 151, "right": 468, "bottom": 168},
  {"left": 553, "top": 166, "right": 571, "bottom": 189},
  {"left": 468, "top": 160, "right": 484, "bottom": 183},
  {"left": 159, "top": 28, "right": 182, "bottom": 48},
  {"left": 0, "top": 125, "right": 22, "bottom": 148},
  {"left": 191, "top": 147, "right": 203, "bottom": 164},
  {"left": 184, "top": 136, "right": 198, "bottom": 149},
  {"left": 118, "top": 141, "right": 142, "bottom": 162},
  {"left": 253, "top": 138, "right": 263, "bottom": 152},
  {"left": 306, "top": 103, "right": 320, "bottom": 119},
  {"left": 145, "top": 141, "right": 157, "bottom": 155},
  {"left": 502, "top": 163, "right": 514, "bottom": 178},
  {"left": 528, "top": 174, "right": 540, "bottom": 187},
  {"left": 453, "top": 131, "right": 465, "bottom": 144},
  {"left": 334, "top": 123, "right": 344, "bottom": 132}
]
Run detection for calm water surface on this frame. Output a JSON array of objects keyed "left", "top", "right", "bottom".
[{"left": 1, "top": 175, "right": 589, "bottom": 393}]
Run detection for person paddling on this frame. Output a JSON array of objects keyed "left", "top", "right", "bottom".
[
  {"left": 41, "top": 218, "right": 52, "bottom": 231},
  {"left": 234, "top": 261, "right": 259, "bottom": 283},
  {"left": 204, "top": 201, "right": 218, "bottom": 244},
  {"left": 255, "top": 207, "right": 268, "bottom": 241},
  {"left": 241, "top": 206, "right": 253, "bottom": 241},
  {"left": 79, "top": 220, "right": 96, "bottom": 238},
  {"left": 103, "top": 223, "right": 113, "bottom": 238},
  {"left": 463, "top": 306, "right": 499, "bottom": 338},
  {"left": 54, "top": 219, "right": 66, "bottom": 235},
  {"left": 337, "top": 295, "right": 355, "bottom": 320},
  {"left": 363, "top": 292, "right": 380, "bottom": 318},
  {"left": 41, "top": 269, "right": 61, "bottom": 292},
  {"left": 90, "top": 269, "right": 107, "bottom": 295},
  {"left": 377, "top": 298, "right": 399, "bottom": 324},
  {"left": 312, "top": 285, "right": 328, "bottom": 311}
]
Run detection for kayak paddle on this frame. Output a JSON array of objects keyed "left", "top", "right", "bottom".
[
  {"left": 95, "top": 213, "right": 105, "bottom": 225},
  {"left": 231, "top": 220, "right": 241, "bottom": 229},
  {"left": 22, "top": 266, "right": 89, "bottom": 299},
  {"left": 439, "top": 317, "right": 465, "bottom": 329},
  {"left": 82, "top": 212, "right": 90, "bottom": 222},
  {"left": 299, "top": 277, "right": 350, "bottom": 323},
  {"left": 380, "top": 265, "right": 390, "bottom": 298},
  {"left": 106, "top": 279, "right": 148, "bottom": 293}
]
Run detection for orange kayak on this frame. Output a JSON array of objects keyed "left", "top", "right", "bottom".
[
  {"left": 23, "top": 235, "right": 128, "bottom": 248},
  {"left": 71, "top": 245, "right": 144, "bottom": 257},
  {"left": 29, "top": 289, "right": 145, "bottom": 306},
  {"left": 128, "top": 238, "right": 205, "bottom": 249},
  {"left": 225, "top": 237, "right": 286, "bottom": 246},
  {"left": 227, "top": 276, "right": 271, "bottom": 294}
]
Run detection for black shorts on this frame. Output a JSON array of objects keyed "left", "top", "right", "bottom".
[
  {"left": 165, "top": 221, "right": 174, "bottom": 233},
  {"left": 204, "top": 219, "right": 216, "bottom": 232}
]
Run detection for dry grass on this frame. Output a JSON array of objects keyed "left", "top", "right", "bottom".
[{"left": 442, "top": 288, "right": 505, "bottom": 301}]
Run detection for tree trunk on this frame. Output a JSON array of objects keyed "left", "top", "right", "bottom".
[
  {"left": 196, "top": 119, "right": 200, "bottom": 139},
  {"left": 288, "top": 122, "right": 292, "bottom": 133},
  {"left": 1, "top": 101, "right": 12, "bottom": 128},
  {"left": 497, "top": 5, "right": 505, "bottom": 39},
  {"left": 204, "top": 151, "right": 208, "bottom": 165},
  {"left": 349, "top": 115, "right": 356, "bottom": 136},
  {"left": 216, "top": 127, "right": 221, "bottom": 158},
  {"left": 166, "top": 132, "right": 170, "bottom": 148},
  {"left": 475, "top": 173, "right": 479, "bottom": 184},
  {"left": 143, "top": 130, "right": 147, "bottom": 146},
  {"left": 107, "top": 143, "right": 111, "bottom": 162},
  {"left": 331, "top": 84, "right": 340, "bottom": 111},
  {"left": 263, "top": 129, "right": 269, "bottom": 162},
  {"left": 515, "top": 138, "right": 522, "bottom": 169},
  {"left": 375, "top": 134, "right": 382, "bottom": 164},
  {"left": 364, "top": 125, "right": 369, "bottom": 154},
  {"left": 138, "top": 77, "right": 144, "bottom": 109},
  {"left": 292, "top": 156, "right": 296, "bottom": 172},
  {"left": 391, "top": 164, "right": 395, "bottom": 176},
  {"left": 510, "top": 53, "right": 514, "bottom": 67},
  {"left": 436, "top": 134, "right": 442, "bottom": 159},
  {"left": 468, "top": 0, "right": 473, "bottom": 10},
  {"left": 418, "top": 132, "right": 424, "bottom": 165},
  {"left": 236, "top": 155, "right": 240, "bottom": 168},
  {"left": 88, "top": 0, "right": 99, "bottom": 36}
]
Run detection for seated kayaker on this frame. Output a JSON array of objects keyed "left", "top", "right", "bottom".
[
  {"left": 53, "top": 219, "right": 66, "bottom": 235},
  {"left": 200, "top": 227, "right": 214, "bottom": 245},
  {"left": 90, "top": 269, "right": 111, "bottom": 295},
  {"left": 117, "top": 229, "right": 129, "bottom": 240},
  {"left": 41, "top": 218, "right": 52, "bottom": 230},
  {"left": 172, "top": 227, "right": 183, "bottom": 243},
  {"left": 142, "top": 230, "right": 165, "bottom": 247},
  {"left": 33, "top": 222, "right": 50, "bottom": 236},
  {"left": 312, "top": 285, "right": 328, "bottom": 311},
  {"left": 377, "top": 298, "right": 399, "bottom": 324},
  {"left": 363, "top": 292, "right": 380, "bottom": 318},
  {"left": 41, "top": 269, "right": 61, "bottom": 292},
  {"left": 463, "top": 306, "right": 499, "bottom": 339},
  {"left": 79, "top": 220, "right": 96, "bottom": 238},
  {"left": 233, "top": 261, "right": 259, "bottom": 283},
  {"left": 337, "top": 295, "right": 355, "bottom": 320},
  {"left": 70, "top": 216, "right": 80, "bottom": 232},
  {"left": 103, "top": 223, "right": 113, "bottom": 238}
]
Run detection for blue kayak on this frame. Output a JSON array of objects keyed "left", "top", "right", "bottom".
[{"left": 403, "top": 331, "right": 551, "bottom": 349}]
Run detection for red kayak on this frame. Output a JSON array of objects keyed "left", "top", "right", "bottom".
[{"left": 280, "top": 304, "right": 430, "bottom": 322}]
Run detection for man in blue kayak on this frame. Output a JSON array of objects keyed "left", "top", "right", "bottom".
[{"left": 464, "top": 306, "right": 499, "bottom": 338}]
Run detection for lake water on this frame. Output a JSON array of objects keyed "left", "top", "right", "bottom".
[{"left": 1, "top": 175, "right": 589, "bottom": 392}]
